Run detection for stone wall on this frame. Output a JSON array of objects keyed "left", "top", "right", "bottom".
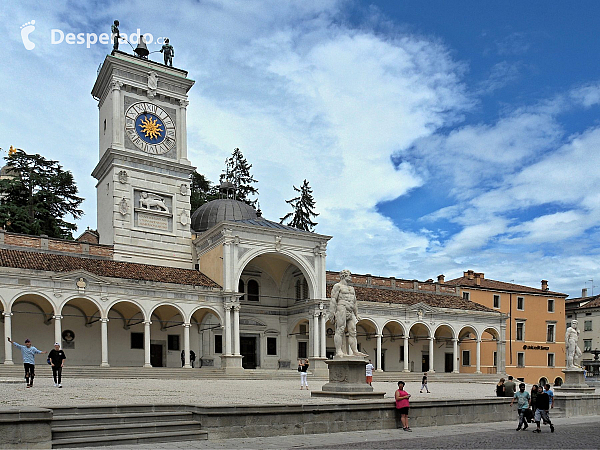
[
  {"left": 0, "top": 408, "right": 52, "bottom": 449},
  {"left": 0, "top": 230, "right": 113, "bottom": 258},
  {"left": 554, "top": 393, "right": 600, "bottom": 417}
]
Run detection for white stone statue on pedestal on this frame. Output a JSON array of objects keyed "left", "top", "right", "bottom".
[
  {"left": 327, "top": 270, "right": 367, "bottom": 358},
  {"left": 565, "top": 319, "right": 582, "bottom": 369}
]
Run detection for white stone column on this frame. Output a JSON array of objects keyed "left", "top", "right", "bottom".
[
  {"left": 498, "top": 327, "right": 506, "bottom": 374},
  {"left": 475, "top": 338, "right": 482, "bottom": 374},
  {"left": 3, "top": 312, "right": 13, "bottom": 364},
  {"left": 144, "top": 321, "right": 152, "bottom": 367},
  {"left": 100, "top": 318, "right": 110, "bottom": 367},
  {"left": 53, "top": 315, "right": 63, "bottom": 346},
  {"left": 224, "top": 305, "right": 232, "bottom": 356},
  {"left": 111, "top": 80, "right": 123, "bottom": 149},
  {"left": 233, "top": 305, "right": 240, "bottom": 356},
  {"left": 428, "top": 337, "right": 435, "bottom": 373},
  {"left": 183, "top": 323, "right": 191, "bottom": 368},
  {"left": 319, "top": 312, "right": 326, "bottom": 358},
  {"left": 376, "top": 334, "right": 383, "bottom": 371},
  {"left": 452, "top": 338, "right": 459, "bottom": 373},
  {"left": 178, "top": 99, "right": 189, "bottom": 163},
  {"left": 313, "top": 312, "right": 320, "bottom": 358},
  {"left": 403, "top": 336, "right": 410, "bottom": 372}
]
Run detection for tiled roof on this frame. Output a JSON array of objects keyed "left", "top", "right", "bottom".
[
  {"left": 567, "top": 295, "right": 600, "bottom": 309},
  {"left": 0, "top": 248, "right": 220, "bottom": 288},
  {"left": 446, "top": 276, "right": 567, "bottom": 297},
  {"left": 234, "top": 218, "right": 311, "bottom": 232},
  {"left": 326, "top": 284, "right": 496, "bottom": 313}
]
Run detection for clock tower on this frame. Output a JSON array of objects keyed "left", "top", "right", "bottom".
[{"left": 91, "top": 51, "right": 195, "bottom": 268}]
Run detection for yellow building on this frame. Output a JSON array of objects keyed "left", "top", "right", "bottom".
[{"left": 447, "top": 270, "right": 568, "bottom": 386}]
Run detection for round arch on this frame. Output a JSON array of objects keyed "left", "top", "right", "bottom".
[
  {"left": 236, "top": 248, "right": 318, "bottom": 300},
  {"left": 409, "top": 321, "right": 432, "bottom": 338},
  {"left": 188, "top": 305, "right": 223, "bottom": 325},
  {"left": 434, "top": 323, "right": 456, "bottom": 339},
  {"left": 9, "top": 291, "right": 57, "bottom": 315},
  {"left": 148, "top": 302, "right": 186, "bottom": 322},
  {"left": 382, "top": 319, "right": 406, "bottom": 337},
  {"left": 0, "top": 295, "right": 7, "bottom": 311},
  {"left": 105, "top": 299, "right": 147, "bottom": 321},
  {"left": 58, "top": 295, "right": 103, "bottom": 316},
  {"left": 458, "top": 325, "right": 480, "bottom": 341},
  {"left": 357, "top": 318, "right": 380, "bottom": 335}
]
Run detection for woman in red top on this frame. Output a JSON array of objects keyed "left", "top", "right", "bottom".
[{"left": 395, "top": 380, "right": 412, "bottom": 431}]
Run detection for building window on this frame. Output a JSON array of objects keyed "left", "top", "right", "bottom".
[
  {"left": 167, "top": 335, "right": 180, "bottom": 351},
  {"left": 462, "top": 350, "right": 470, "bottom": 366},
  {"left": 517, "top": 297, "right": 524, "bottom": 310},
  {"left": 131, "top": 332, "right": 144, "bottom": 349},
  {"left": 493, "top": 351, "right": 497, "bottom": 367},
  {"left": 584, "top": 320, "right": 592, "bottom": 331},
  {"left": 214, "top": 335, "right": 223, "bottom": 354},
  {"left": 238, "top": 280, "right": 245, "bottom": 301},
  {"left": 247, "top": 279, "right": 259, "bottom": 301},
  {"left": 586, "top": 312, "right": 592, "bottom": 316},
  {"left": 548, "top": 299, "right": 555, "bottom": 313},
  {"left": 567, "top": 314, "right": 573, "bottom": 318},
  {"left": 548, "top": 353, "right": 555, "bottom": 367},
  {"left": 298, "top": 341, "right": 308, "bottom": 359},
  {"left": 267, "top": 337, "right": 277, "bottom": 356},
  {"left": 299, "top": 324, "right": 307, "bottom": 335},
  {"left": 547, "top": 324, "right": 555, "bottom": 343},
  {"left": 295, "top": 280, "right": 302, "bottom": 301},
  {"left": 516, "top": 322, "right": 525, "bottom": 341},
  {"left": 303, "top": 278, "right": 309, "bottom": 299},
  {"left": 517, "top": 352, "right": 525, "bottom": 368},
  {"left": 400, "top": 346, "right": 404, "bottom": 361},
  {"left": 463, "top": 292, "right": 470, "bottom": 301},
  {"left": 584, "top": 339, "right": 592, "bottom": 352},
  {"left": 493, "top": 295, "right": 500, "bottom": 308}
]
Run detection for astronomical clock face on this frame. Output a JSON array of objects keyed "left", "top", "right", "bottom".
[{"left": 125, "top": 102, "right": 176, "bottom": 155}]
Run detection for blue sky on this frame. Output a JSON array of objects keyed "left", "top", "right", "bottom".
[{"left": 2, "top": 0, "right": 600, "bottom": 298}]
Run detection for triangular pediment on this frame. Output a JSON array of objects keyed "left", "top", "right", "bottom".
[{"left": 52, "top": 269, "right": 110, "bottom": 285}]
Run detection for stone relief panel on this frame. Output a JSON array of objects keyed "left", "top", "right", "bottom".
[{"left": 133, "top": 189, "right": 173, "bottom": 232}]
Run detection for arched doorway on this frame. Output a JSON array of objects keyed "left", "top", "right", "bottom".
[
  {"left": 381, "top": 320, "right": 405, "bottom": 372},
  {"left": 482, "top": 327, "right": 500, "bottom": 374},
  {"left": 59, "top": 297, "right": 102, "bottom": 365},
  {"left": 409, "top": 323, "right": 431, "bottom": 372},
  {"left": 190, "top": 307, "right": 222, "bottom": 369},
  {"left": 356, "top": 318, "right": 378, "bottom": 365},
  {"left": 291, "top": 318, "right": 310, "bottom": 362},
  {"left": 150, "top": 304, "right": 185, "bottom": 368},
  {"left": 458, "top": 326, "right": 479, "bottom": 373},
  {"left": 11, "top": 293, "right": 56, "bottom": 353},
  {"left": 106, "top": 300, "right": 146, "bottom": 367},
  {"left": 434, "top": 324, "right": 455, "bottom": 373}
]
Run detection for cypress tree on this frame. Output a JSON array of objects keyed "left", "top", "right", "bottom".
[{"left": 280, "top": 179, "right": 319, "bottom": 231}]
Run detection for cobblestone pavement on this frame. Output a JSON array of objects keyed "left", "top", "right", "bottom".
[
  {"left": 99, "top": 416, "right": 600, "bottom": 449},
  {"left": 0, "top": 378, "right": 509, "bottom": 408}
]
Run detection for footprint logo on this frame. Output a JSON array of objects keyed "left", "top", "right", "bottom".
[{"left": 21, "top": 20, "right": 36, "bottom": 50}]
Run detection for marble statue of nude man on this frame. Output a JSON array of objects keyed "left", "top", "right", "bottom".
[
  {"left": 328, "top": 270, "right": 368, "bottom": 358},
  {"left": 565, "top": 319, "right": 582, "bottom": 369}
]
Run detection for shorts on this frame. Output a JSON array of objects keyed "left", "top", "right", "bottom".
[
  {"left": 396, "top": 407, "right": 409, "bottom": 415},
  {"left": 534, "top": 409, "right": 550, "bottom": 423},
  {"left": 366, "top": 376, "right": 373, "bottom": 383}
]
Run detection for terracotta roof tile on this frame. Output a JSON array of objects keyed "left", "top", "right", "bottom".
[
  {"left": 446, "top": 276, "right": 567, "bottom": 297},
  {"left": 0, "top": 248, "right": 220, "bottom": 288},
  {"left": 325, "top": 284, "right": 496, "bottom": 313},
  {"left": 567, "top": 295, "right": 600, "bottom": 309}
]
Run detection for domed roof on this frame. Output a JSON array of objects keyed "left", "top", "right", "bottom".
[{"left": 191, "top": 198, "right": 258, "bottom": 232}]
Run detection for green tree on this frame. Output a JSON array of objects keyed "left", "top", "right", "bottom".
[
  {"left": 280, "top": 179, "right": 319, "bottom": 231},
  {"left": 0, "top": 149, "right": 83, "bottom": 239},
  {"left": 219, "top": 148, "right": 259, "bottom": 206},
  {"left": 189, "top": 170, "right": 219, "bottom": 211}
]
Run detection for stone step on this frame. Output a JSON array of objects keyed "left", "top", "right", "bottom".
[
  {"left": 52, "top": 410, "right": 194, "bottom": 426},
  {"left": 52, "top": 419, "right": 202, "bottom": 440},
  {"left": 51, "top": 429, "right": 208, "bottom": 448}
]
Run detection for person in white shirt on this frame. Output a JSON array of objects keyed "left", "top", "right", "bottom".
[{"left": 365, "top": 359, "right": 375, "bottom": 386}]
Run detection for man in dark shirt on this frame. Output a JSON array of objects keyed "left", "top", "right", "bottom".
[
  {"left": 48, "top": 343, "right": 66, "bottom": 388},
  {"left": 420, "top": 373, "right": 430, "bottom": 393},
  {"left": 533, "top": 386, "right": 554, "bottom": 433},
  {"left": 504, "top": 376, "right": 516, "bottom": 398}
]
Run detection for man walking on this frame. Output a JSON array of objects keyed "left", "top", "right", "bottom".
[
  {"left": 533, "top": 384, "right": 555, "bottom": 433},
  {"left": 365, "top": 359, "right": 374, "bottom": 386},
  {"left": 420, "top": 372, "right": 430, "bottom": 393},
  {"left": 510, "top": 383, "right": 530, "bottom": 431},
  {"left": 7, "top": 337, "right": 47, "bottom": 388},
  {"left": 48, "top": 342, "right": 66, "bottom": 388},
  {"left": 504, "top": 375, "right": 516, "bottom": 398}
]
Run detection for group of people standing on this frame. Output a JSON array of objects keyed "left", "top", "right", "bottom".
[
  {"left": 7, "top": 337, "right": 66, "bottom": 388},
  {"left": 498, "top": 375, "right": 555, "bottom": 433}
]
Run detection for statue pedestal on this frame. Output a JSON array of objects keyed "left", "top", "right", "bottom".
[
  {"left": 311, "top": 356, "right": 385, "bottom": 399},
  {"left": 220, "top": 355, "right": 244, "bottom": 374},
  {"left": 557, "top": 368, "right": 595, "bottom": 393},
  {"left": 309, "top": 357, "right": 329, "bottom": 378}
]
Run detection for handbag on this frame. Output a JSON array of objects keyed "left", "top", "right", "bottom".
[{"left": 47, "top": 357, "right": 51, "bottom": 365}]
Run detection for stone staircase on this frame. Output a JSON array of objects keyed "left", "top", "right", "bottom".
[{"left": 51, "top": 405, "right": 207, "bottom": 448}]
